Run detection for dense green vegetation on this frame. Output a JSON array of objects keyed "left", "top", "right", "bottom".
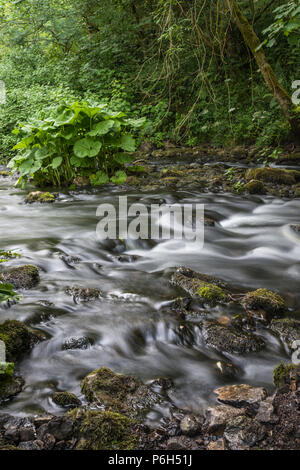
[
  {"left": 9, "top": 101, "right": 145, "bottom": 186},
  {"left": 0, "top": 0, "right": 299, "bottom": 167}
]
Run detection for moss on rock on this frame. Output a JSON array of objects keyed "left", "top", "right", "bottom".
[
  {"left": 0, "top": 374, "right": 24, "bottom": 403},
  {"left": 25, "top": 191, "right": 56, "bottom": 204},
  {"left": 245, "top": 168, "right": 295, "bottom": 185},
  {"left": 0, "top": 320, "right": 36, "bottom": 362},
  {"left": 81, "top": 367, "right": 141, "bottom": 414},
  {"left": 244, "top": 179, "right": 265, "bottom": 194},
  {"left": 242, "top": 288, "right": 286, "bottom": 321},
  {"left": 0, "top": 265, "right": 39, "bottom": 290},
  {"left": 197, "top": 283, "right": 228, "bottom": 303},
  {"left": 81, "top": 367, "right": 159, "bottom": 417},
  {"left": 52, "top": 391, "right": 81, "bottom": 408},
  {"left": 170, "top": 267, "right": 229, "bottom": 304},
  {"left": 70, "top": 408, "right": 138, "bottom": 450},
  {"left": 273, "top": 363, "right": 297, "bottom": 387},
  {"left": 294, "top": 187, "right": 300, "bottom": 198}
]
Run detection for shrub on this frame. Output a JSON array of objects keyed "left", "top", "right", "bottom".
[{"left": 8, "top": 101, "right": 146, "bottom": 187}]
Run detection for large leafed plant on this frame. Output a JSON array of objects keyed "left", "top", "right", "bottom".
[{"left": 8, "top": 102, "right": 146, "bottom": 187}]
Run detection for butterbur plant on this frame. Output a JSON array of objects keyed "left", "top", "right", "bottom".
[
  {"left": 0, "top": 283, "right": 20, "bottom": 304},
  {"left": 8, "top": 102, "right": 146, "bottom": 187},
  {"left": 0, "top": 362, "right": 14, "bottom": 377}
]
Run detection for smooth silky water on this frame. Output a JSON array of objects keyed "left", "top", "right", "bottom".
[{"left": 0, "top": 176, "right": 300, "bottom": 424}]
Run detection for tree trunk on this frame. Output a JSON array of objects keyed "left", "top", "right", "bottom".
[{"left": 226, "top": 0, "right": 300, "bottom": 135}]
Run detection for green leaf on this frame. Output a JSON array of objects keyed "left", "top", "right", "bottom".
[
  {"left": 0, "top": 283, "right": 20, "bottom": 303},
  {"left": 90, "top": 171, "right": 110, "bottom": 186},
  {"left": 88, "top": 120, "right": 115, "bottom": 136},
  {"left": 113, "top": 153, "right": 135, "bottom": 164},
  {"left": 60, "top": 128, "right": 76, "bottom": 140},
  {"left": 110, "top": 170, "right": 127, "bottom": 184},
  {"left": 119, "top": 135, "right": 136, "bottom": 152},
  {"left": 124, "top": 117, "right": 146, "bottom": 128},
  {"left": 70, "top": 155, "right": 84, "bottom": 167},
  {"left": 35, "top": 147, "right": 49, "bottom": 160},
  {"left": 19, "top": 159, "right": 34, "bottom": 176},
  {"left": 51, "top": 156, "right": 63, "bottom": 169},
  {"left": 74, "top": 137, "right": 102, "bottom": 158},
  {"left": 0, "top": 362, "right": 15, "bottom": 377}
]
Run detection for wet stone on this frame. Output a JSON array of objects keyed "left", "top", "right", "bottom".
[
  {"left": 204, "top": 405, "right": 246, "bottom": 434},
  {"left": 215, "top": 384, "right": 267, "bottom": 412},
  {"left": 270, "top": 318, "right": 300, "bottom": 352},
  {"left": 202, "top": 321, "right": 265, "bottom": 354},
  {"left": 18, "top": 441, "right": 41, "bottom": 450},
  {"left": 179, "top": 414, "right": 203, "bottom": 436},
  {"left": 62, "top": 336, "right": 92, "bottom": 350},
  {"left": 65, "top": 286, "right": 101, "bottom": 303}
]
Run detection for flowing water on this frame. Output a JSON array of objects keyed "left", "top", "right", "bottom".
[{"left": 0, "top": 174, "right": 300, "bottom": 422}]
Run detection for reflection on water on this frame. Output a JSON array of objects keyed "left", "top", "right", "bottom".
[{"left": 0, "top": 178, "right": 300, "bottom": 419}]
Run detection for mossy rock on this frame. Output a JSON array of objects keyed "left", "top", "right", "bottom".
[
  {"left": 0, "top": 374, "right": 24, "bottom": 403},
  {"left": 0, "top": 265, "right": 39, "bottom": 290},
  {"left": 294, "top": 187, "right": 300, "bottom": 198},
  {"left": 70, "top": 408, "right": 139, "bottom": 450},
  {"left": 242, "top": 288, "right": 286, "bottom": 321},
  {"left": 81, "top": 367, "right": 159, "bottom": 417},
  {"left": 244, "top": 179, "right": 265, "bottom": 194},
  {"left": 202, "top": 321, "right": 265, "bottom": 354},
  {"left": 125, "top": 176, "right": 139, "bottom": 186},
  {"left": 245, "top": 168, "right": 295, "bottom": 185},
  {"left": 0, "top": 320, "right": 37, "bottom": 362},
  {"left": 270, "top": 318, "right": 300, "bottom": 352},
  {"left": 73, "top": 176, "right": 90, "bottom": 188},
  {"left": 25, "top": 191, "right": 57, "bottom": 204},
  {"left": 52, "top": 391, "right": 81, "bottom": 408},
  {"left": 159, "top": 167, "right": 185, "bottom": 178},
  {"left": 171, "top": 267, "right": 229, "bottom": 304},
  {"left": 273, "top": 363, "right": 297, "bottom": 387}
]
